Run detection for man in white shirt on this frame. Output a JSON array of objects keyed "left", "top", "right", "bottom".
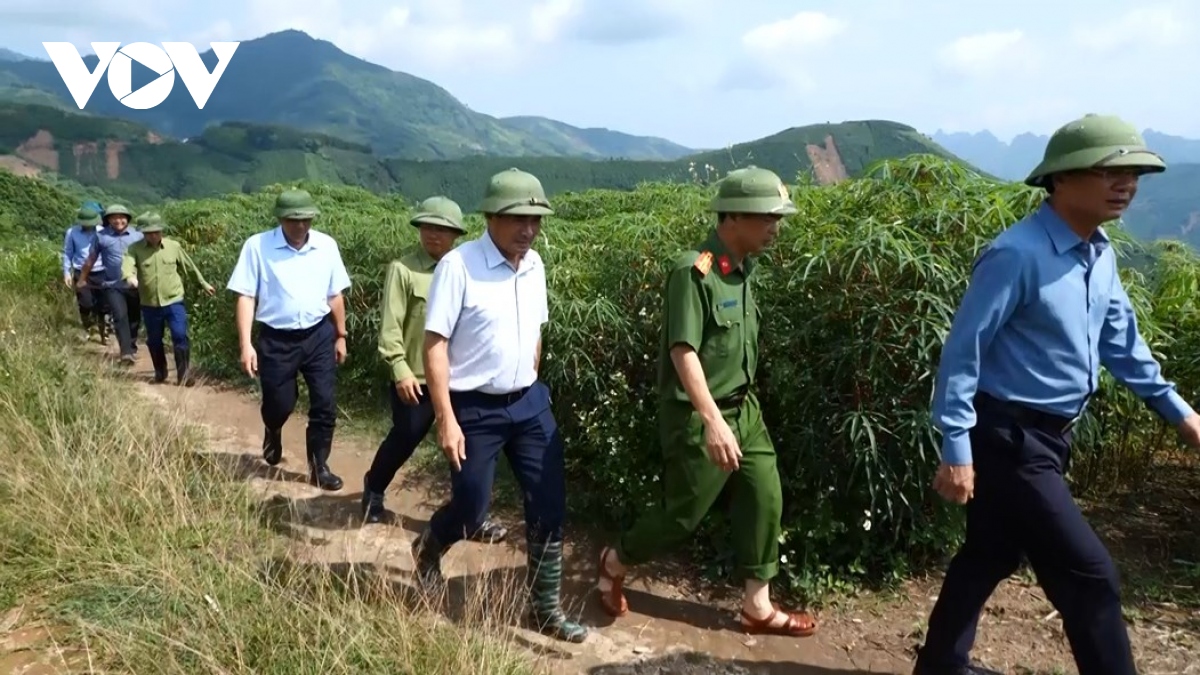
[
  {"left": 411, "top": 168, "right": 587, "bottom": 644},
  {"left": 226, "top": 189, "right": 352, "bottom": 491}
]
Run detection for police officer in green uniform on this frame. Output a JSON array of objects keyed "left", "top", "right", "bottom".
[
  {"left": 362, "top": 196, "right": 509, "bottom": 543},
  {"left": 594, "top": 166, "right": 817, "bottom": 637}
]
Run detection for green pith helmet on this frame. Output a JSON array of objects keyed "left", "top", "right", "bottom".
[
  {"left": 1025, "top": 114, "right": 1165, "bottom": 188},
  {"left": 479, "top": 168, "right": 553, "bottom": 216},
  {"left": 136, "top": 212, "right": 164, "bottom": 233},
  {"left": 76, "top": 207, "right": 101, "bottom": 227},
  {"left": 275, "top": 189, "right": 320, "bottom": 220},
  {"left": 102, "top": 203, "right": 132, "bottom": 220},
  {"left": 410, "top": 196, "right": 466, "bottom": 233},
  {"left": 709, "top": 166, "right": 797, "bottom": 215}
]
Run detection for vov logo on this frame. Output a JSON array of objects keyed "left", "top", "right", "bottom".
[{"left": 42, "top": 42, "right": 239, "bottom": 110}]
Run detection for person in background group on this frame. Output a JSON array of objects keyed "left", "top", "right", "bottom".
[
  {"left": 594, "top": 166, "right": 818, "bottom": 638},
  {"left": 121, "top": 212, "right": 215, "bottom": 385},
  {"left": 361, "top": 195, "right": 510, "bottom": 543},
  {"left": 914, "top": 114, "right": 1200, "bottom": 675},
  {"left": 226, "top": 189, "right": 352, "bottom": 492},
  {"left": 411, "top": 168, "right": 588, "bottom": 644},
  {"left": 77, "top": 204, "right": 143, "bottom": 365},
  {"left": 62, "top": 206, "right": 108, "bottom": 343}
]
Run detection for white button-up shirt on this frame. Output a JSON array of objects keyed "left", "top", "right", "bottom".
[
  {"left": 226, "top": 227, "right": 352, "bottom": 330},
  {"left": 424, "top": 231, "right": 549, "bottom": 394}
]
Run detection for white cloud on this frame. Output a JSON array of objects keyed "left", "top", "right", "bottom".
[
  {"left": 529, "top": 0, "right": 580, "bottom": 43},
  {"left": 937, "top": 29, "right": 1036, "bottom": 78},
  {"left": 527, "top": 0, "right": 700, "bottom": 45},
  {"left": 241, "top": 0, "right": 522, "bottom": 72},
  {"left": 721, "top": 11, "right": 846, "bottom": 92},
  {"left": 1070, "top": 5, "right": 1189, "bottom": 52},
  {"left": 742, "top": 10, "right": 846, "bottom": 54}
]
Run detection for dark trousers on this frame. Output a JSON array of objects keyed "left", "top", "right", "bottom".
[
  {"left": 916, "top": 394, "right": 1134, "bottom": 675},
  {"left": 143, "top": 302, "right": 189, "bottom": 351},
  {"left": 103, "top": 286, "right": 141, "bottom": 357},
  {"left": 256, "top": 315, "right": 337, "bottom": 466},
  {"left": 365, "top": 383, "right": 433, "bottom": 493},
  {"left": 428, "top": 381, "right": 565, "bottom": 546},
  {"left": 71, "top": 269, "right": 107, "bottom": 329}
]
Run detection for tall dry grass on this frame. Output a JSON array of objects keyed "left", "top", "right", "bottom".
[{"left": 0, "top": 288, "right": 542, "bottom": 674}]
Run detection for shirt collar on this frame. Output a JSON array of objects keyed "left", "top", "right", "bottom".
[
  {"left": 409, "top": 246, "right": 437, "bottom": 271},
  {"left": 272, "top": 226, "right": 316, "bottom": 252},
  {"left": 1036, "top": 201, "right": 1109, "bottom": 256},
  {"left": 702, "top": 229, "right": 754, "bottom": 276},
  {"left": 480, "top": 230, "right": 536, "bottom": 272}
]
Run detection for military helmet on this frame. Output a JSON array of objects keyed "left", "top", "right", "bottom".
[
  {"left": 410, "top": 196, "right": 466, "bottom": 233},
  {"left": 275, "top": 189, "right": 320, "bottom": 220},
  {"left": 102, "top": 203, "right": 132, "bottom": 219},
  {"left": 479, "top": 168, "right": 553, "bottom": 216},
  {"left": 136, "top": 212, "right": 165, "bottom": 233},
  {"left": 1025, "top": 114, "right": 1165, "bottom": 188},
  {"left": 76, "top": 207, "right": 101, "bottom": 227},
  {"left": 709, "top": 166, "right": 797, "bottom": 215}
]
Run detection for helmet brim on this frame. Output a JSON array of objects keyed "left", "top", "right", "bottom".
[
  {"left": 411, "top": 213, "right": 467, "bottom": 232},
  {"left": 1025, "top": 146, "right": 1166, "bottom": 187},
  {"left": 708, "top": 197, "right": 798, "bottom": 215},
  {"left": 276, "top": 208, "right": 320, "bottom": 220}
]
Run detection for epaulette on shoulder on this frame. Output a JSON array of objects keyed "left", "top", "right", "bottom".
[{"left": 692, "top": 250, "right": 714, "bottom": 276}]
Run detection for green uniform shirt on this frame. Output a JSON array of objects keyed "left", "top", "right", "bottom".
[
  {"left": 658, "top": 229, "right": 759, "bottom": 403},
  {"left": 121, "top": 238, "right": 211, "bottom": 307},
  {"left": 378, "top": 247, "right": 437, "bottom": 384}
]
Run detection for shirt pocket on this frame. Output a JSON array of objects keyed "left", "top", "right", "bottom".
[{"left": 704, "top": 298, "right": 744, "bottom": 358}]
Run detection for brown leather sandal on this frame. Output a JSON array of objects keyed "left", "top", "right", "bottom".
[
  {"left": 739, "top": 604, "right": 818, "bottom": 637},
  {"left": 595, "top": 546, "right": 628, "bottom": 617}
]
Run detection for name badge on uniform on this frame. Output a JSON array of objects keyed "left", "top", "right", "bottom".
[{"left": 720, "top": 299, "right": 739, "bottom": 308}]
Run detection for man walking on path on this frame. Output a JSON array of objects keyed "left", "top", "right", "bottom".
[
  {"left": 594, "top": 166, "right": 818, "bottom": 638},
  {"left": 77, "top": 204, "right": 143, "bottom": 364},
  {"left": 62, "top": 206, "right": 108, "bottom": 343},
  {"left": 121, "top": 212, "right": 215, "bottom": 385},
  {"left": 411, "top": 168, "right": 588, "bottom": 644},
  {"left": 914, "top": 114, "right": 1200, "bottom": 675},
  {"left": 361, "top": 196, "right": 509, "bottom": 543},
  {"left": 226, "top": 189, "right": 351, "bottom": 492}
]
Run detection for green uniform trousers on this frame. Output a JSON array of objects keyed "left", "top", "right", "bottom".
[{"left": 616, "top": 392, "right": 782, "bottom": 581}]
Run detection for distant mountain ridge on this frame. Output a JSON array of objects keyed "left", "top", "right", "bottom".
[
  {"left": 0, "top": 30, "right": 695, "bottom": 161},
  {"left": 0, "top": 101, "right": 964, "bottom": 208},
  {"left": 933, "top": 128, "right": 1200, "bottom": 181}
]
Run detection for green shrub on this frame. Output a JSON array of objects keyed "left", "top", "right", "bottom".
[{"left": 7, "top": 155, "right": 1200, "bottom": 599}]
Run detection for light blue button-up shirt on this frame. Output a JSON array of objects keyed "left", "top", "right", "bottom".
[
  {"left": 425, "top": 230, "right": 548, "bottom": 395},
  {"left": 87, "top": 226, "right": 142, "bottom": 287},
  {"left": 933, "top": 201, "right": 1194, "bottom": 465},
  {"left": 226, "top": 226, "right": 352, "bottom": 330},
  {"left": 62, "top": 225, "right": 104, "bottom": 276}
]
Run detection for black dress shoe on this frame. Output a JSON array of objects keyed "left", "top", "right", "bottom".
[
  {"left": 262, "top": 428, "right": 283, "bottom": 466},
  {"left": 309, "top": 464, "right": 343, "bottom": 491},
  {"left": 361, "top": 474, "right": 386, "bottom": 524}
]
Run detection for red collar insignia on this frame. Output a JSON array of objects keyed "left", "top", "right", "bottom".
[{"left": 717, "top": 254, "right": 732, "bottom": 275}]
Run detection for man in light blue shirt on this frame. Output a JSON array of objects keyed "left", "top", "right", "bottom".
[
  {"left": 226, "top": 189, "right": 351, "bottom": 492},
  {"left": 915, "top": 115, "right": 1200, "bottom": 675},
  {"left": 61, "top": 206, "right": 107, "bottom": 342},
  {"left": 77, "top": 204, "right": 142, "bottom": 364},
  {"left": 411, "top": 168, "right": 587, "bottom": 644}
]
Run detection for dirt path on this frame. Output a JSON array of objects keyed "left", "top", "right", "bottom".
[
  {"left": 10, "top": 340, "right": 1198, "bottom": 674},
  {"left": 103, "top": 345, "right": 908, "bottom": 675}
]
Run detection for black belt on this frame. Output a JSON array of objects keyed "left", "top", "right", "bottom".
[
  {"left": 260, "top": 314, "right": 330, "bottom": 339},
  {"left": 453, "top": 387, "right": 530, "bottom": 406},
  {"left": 714, "top": 386, "right": 749, "bottom": 410},
  {"left": 975, "top": 392, "right": 1081, "bottom": 435}
]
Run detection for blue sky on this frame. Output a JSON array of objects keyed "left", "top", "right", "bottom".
[{"left": 0, "top": 0, "right": 1195, "bottom": 150}]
